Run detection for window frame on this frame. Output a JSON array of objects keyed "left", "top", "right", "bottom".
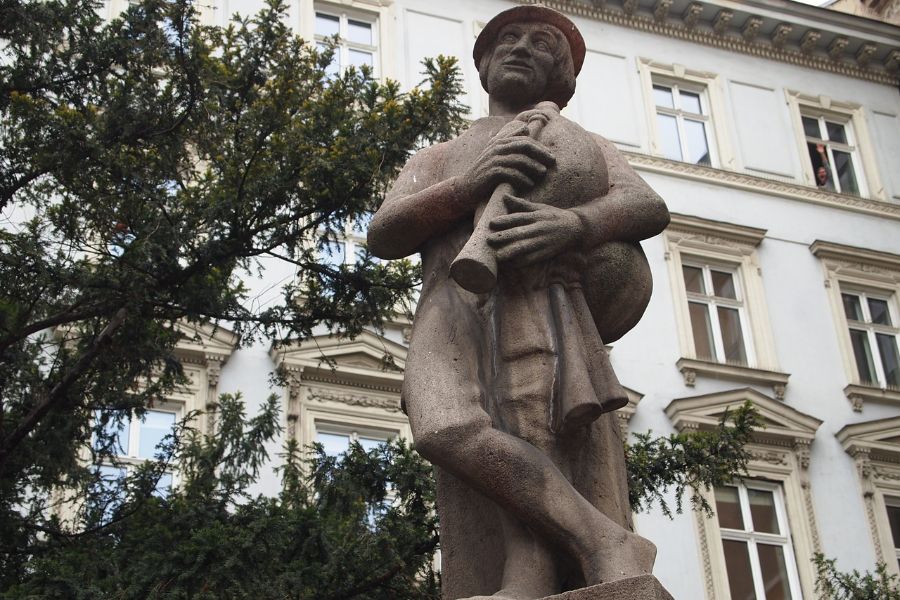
[
  {"left": 681, "top": 260, "right": 756, "bottom": 367},
  {"left": 840, "top": 287, "right": 900, "bottom": 390},
  {"left": 786, "top": 90, "right": 886, "bottom": 200},
  {"left": 650, "top": 77, "right": 717, "bottom": 167},
  {"left": 637, "top": 59, "right": 734, "bottom": 170},
  {"left": 715, "top": 480, "right": 804, "bottom": 600},
  {"left": 314, "top": 5, "right": 380, "bottom": 78},
  {"left": 298, "top": 0, "right": 397, "bottom": 81},
  {"left": 811, "top": 240, "right": 900, "bottom": 410}
]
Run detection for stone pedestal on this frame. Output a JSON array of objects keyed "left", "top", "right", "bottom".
[{"left": 542, "top": 575, "right": 674, "bottom": 600}]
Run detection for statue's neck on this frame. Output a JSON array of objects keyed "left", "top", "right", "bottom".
[{"left": 488, "top": 96, "right": 538, "bottom": 117}]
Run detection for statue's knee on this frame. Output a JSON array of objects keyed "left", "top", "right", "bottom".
[{"left": 412, "top": 416, "right": 487, "bottom": 463}]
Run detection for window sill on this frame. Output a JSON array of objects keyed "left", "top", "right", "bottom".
[
  {"left": 844, "top": 383, "right": 900, "bottom": 412},
  {"left": 677, "top": 357, "right": 790, "bottom": 399}
]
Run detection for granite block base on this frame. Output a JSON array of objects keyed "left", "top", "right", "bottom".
[{"left": 541, "top": 575, "right": 674, "bottom": 600}]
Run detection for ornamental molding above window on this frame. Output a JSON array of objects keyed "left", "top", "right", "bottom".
[
  {"left": 511, "top": 0, "right": 900, "bottom": 87},
  {"left": 838, "top": 416, "right": 900, "bottom": 574},
  {"left": 616, "top": 386, "right": 644, "bottom": 436},
  {"left": 666, "top": 213, "right": 766, "bottom": 252}
]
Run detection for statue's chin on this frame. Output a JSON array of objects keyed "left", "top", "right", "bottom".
[{"left": 487, "top": 76, "right": 543, "bottom": 109}]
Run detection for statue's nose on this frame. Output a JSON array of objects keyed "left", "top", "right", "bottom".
[{"left": 510, "top": 35, "right": 532, "bottom": 55}]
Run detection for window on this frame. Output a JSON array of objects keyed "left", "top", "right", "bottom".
[
  {"left": 667, "top": 388, "right": 823, "bottom": 599},
  {"left": 94, "top": 407, "right": 178, "bottom": 497},
  {"left": 652, "top": 80, "right": 714, "bottom": 166},
  {"left": 318, "top": 215, "right": 375, "bottom": 268},
  {"left": 841, "top": 289, "right": 900, "bottom": 389},
  {"left": 637, "top": 60, "right": 733, "bottom": 169},
  {"left": 885, "top": 498, "right": 900, "bottom": 570},
  {"left": 811, "top": 240, "right": 900, "bottom": 409},
  {"left": 682, "top": 262, "right": 752, "bottom": 366},
  {"left": 316, "top": 423, "right": 395, "bottom": 457},
  {"left": 665, "top": 214, "right": 787, "bottom": 396},
  {"left": 314, "top": 7, "right": 378, "bottom": 77},
  {"left": 786, "top": 90, "right": 885, "bottom": 200},
  {"left": 838, "top": 417, "right": 900, "bottom": 576},
  {"left": 714, "top": 482, "right": 803, "bottom": 600},
  {"left": 802, "top": 112, "right": 864, "bottom": 195}
]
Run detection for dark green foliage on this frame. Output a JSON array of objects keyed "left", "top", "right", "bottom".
[
  {"left": 4, "top": 395, "right": 440, "bottom": 599},
  {"left": 0, "top": 0, "right": 464, "bottom": 588},
  {"left": 814, "top": 553, "right": 900, "bottom": 599},
  {"left": 626, "top": 401, "right": 759, "bottom": 517}
]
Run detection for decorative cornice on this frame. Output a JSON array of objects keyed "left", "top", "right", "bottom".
[
  {"left": 667, "top": 213, "right": 767, "bottom": 248},
  {"left": 626, "top": 152, "right": 900, "bottom": 222},
  {"left": 810, "top": 241, "right": 900, "bottom": 274},
  {"left": 513, "top": 0, "right": 900, "bottom": 87},
  {"left": 844, "top": 384, "right": 900, "bottom": 412},
  {"left": 306, "top": 386, "right": 402, "bottom": 413},
  {"left": 838, "top": 415, "right": 900, "bottom": 464}
]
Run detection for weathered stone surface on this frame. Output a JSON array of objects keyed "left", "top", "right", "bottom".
[
  {"left": 368, "top": 5, "right": 671, "bottom": 599},
  {"left": 542, "top": 575, "right": 675, "bottom": 600}
]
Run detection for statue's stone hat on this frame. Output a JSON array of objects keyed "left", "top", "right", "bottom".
[{"left": 473, "top": 5, "right": 586, "bottom": 76}]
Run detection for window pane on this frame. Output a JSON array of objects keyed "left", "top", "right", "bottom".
[
  {"left": 154, "top": 472, "right": 173, "bottom": 499},
  {"left": 849, "top": 329, "right": 877, "bottom": 384},
  {"left": 756, "top": 544, "right": 794, "bottom": 600},
  {"left": 723, "top": 540, "right": 758, "bottom": 600},
  {"left": 358, "top": 436, "right": 385, "bottom": 452},
  {"left": 347, "top": 19, "right": 372, "bottom": 45},
  {"left": 316, "top": 42, "right": 340, "bottom": 78},
  {"left": 711, "top": 270, "right": 737, "bottom": 300},
  {"left": 826, "top": 121, "right": 848, "bottom": 144},
  {"left": 682, "top": 265, "right": 706, "bottom": 294},
  {"left": 683, "top": 119, "right": 710, "bottom": 165},
  {"left": 653, "top": 84, "right": 674, "bottom": 108},
  {"left": 842, "top": 293, "right": 863, "bottom": 321},
  {"left": 680, "top": 90, "right": 702, "bottom": 114},
  {"left": 321, "top": 240, "right": 345, "bottom": 267},
  {"left": 747, "top": 488, "right": 779, "bottom": 534},
  {"left": 315, "top": 12, "right": 339, "bottom": 37},
  {"left": 348, "top": 49, "right": 373, "bottom": 69},
  {"left": 876, "top": 333, "right": 900, "bottom": 388},
  {"left": 318, "top": 432, "right": 351, "bottom": 457},
  {"left": 833, "top": 150, "right": 859, "bottom": 195},
  {"left": 868, "top": 298, "right": 892, "bottom": 326},
  {"left": 689, "top": 302, "right": 716, "bottom": 361},
  {"left": 138, "top": 411, "right": 176, "bottom": 459},
  {"left": 95, "top": 411, "right": 129, "bottom": 455},
  {"left": 656, "top": 114, "right": 682, "bottom": 161},
  {"left": 802, "top": 116, "right": 821, "bottom": 139},
  {"left": 887, "top": 503, "right": 900, "bottom": 549},
  {"left": 715, "top": 486, "right": 745, "bottom": 530},
  {"left": 718, "top": 307, "right": 748, "bottom": 365}
]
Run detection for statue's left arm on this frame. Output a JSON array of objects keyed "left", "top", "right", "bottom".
[{"left": 571, "top": 133, "right": 670, "bottom": 248}]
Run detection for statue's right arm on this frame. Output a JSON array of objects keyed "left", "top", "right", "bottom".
[{"left": 367, "top": 144, "right": 471, "bottom": 260}]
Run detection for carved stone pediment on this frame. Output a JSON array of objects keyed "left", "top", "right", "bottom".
[
  {"left": 271, "top": 330, "right": 406, "bottom": 393},
  {"left": 838, "top": 416, "right": 900, "bottom": 465},
  {"left": 173, "top": 321, "right": 239, "bottom": 366},
  {"left": 665, "top": 387, "right": 822, "bottom": 449}
]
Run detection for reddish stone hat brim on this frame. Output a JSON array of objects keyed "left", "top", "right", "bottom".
[{"left": 473, "top": 5, "right": 586, "bottom": 76}]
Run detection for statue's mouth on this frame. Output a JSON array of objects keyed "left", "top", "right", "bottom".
[{"left": 502, "top": 60, "right": 533, "bottom": 72}]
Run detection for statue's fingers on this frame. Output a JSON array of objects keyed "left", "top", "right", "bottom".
[
  {"left": 492, "top": 155, "right": 547, "bottom": 180},
  {"left": 490, "top": 167, "right": 535, "bottom": 191},
  {"left": 489, "top": 211, "right": 538, "bottom": 231},
  {"left": 493, "top": 137, "right": 556, "bottom": 166},
  {"left": 493, "top": 237, "right": 544, "bottom": 263},
  {"left": 487, "top": 222, "right": 545, "bottom": 248},
  {"left": 502, "top": 195, "right": 543, "bottom": 214}
]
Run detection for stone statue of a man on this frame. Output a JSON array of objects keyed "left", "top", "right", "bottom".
[{"left": 368, "top": 6, "right": 671, "bottom": 599}]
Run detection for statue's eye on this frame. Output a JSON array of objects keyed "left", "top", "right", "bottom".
[
  {"left": 535, "top": 40, "right": 550, "bottom": 52},
  {"left": 501, "top": 33, "right": 517, "bottom": 43}
]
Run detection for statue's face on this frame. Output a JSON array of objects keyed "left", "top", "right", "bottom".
[{"left": 485, "top": 22, "right": 562, "bottom": 105}]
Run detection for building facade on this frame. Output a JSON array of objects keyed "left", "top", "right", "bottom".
[{"left": 106, "top": 0, "right": 900, "bottom": 597}]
